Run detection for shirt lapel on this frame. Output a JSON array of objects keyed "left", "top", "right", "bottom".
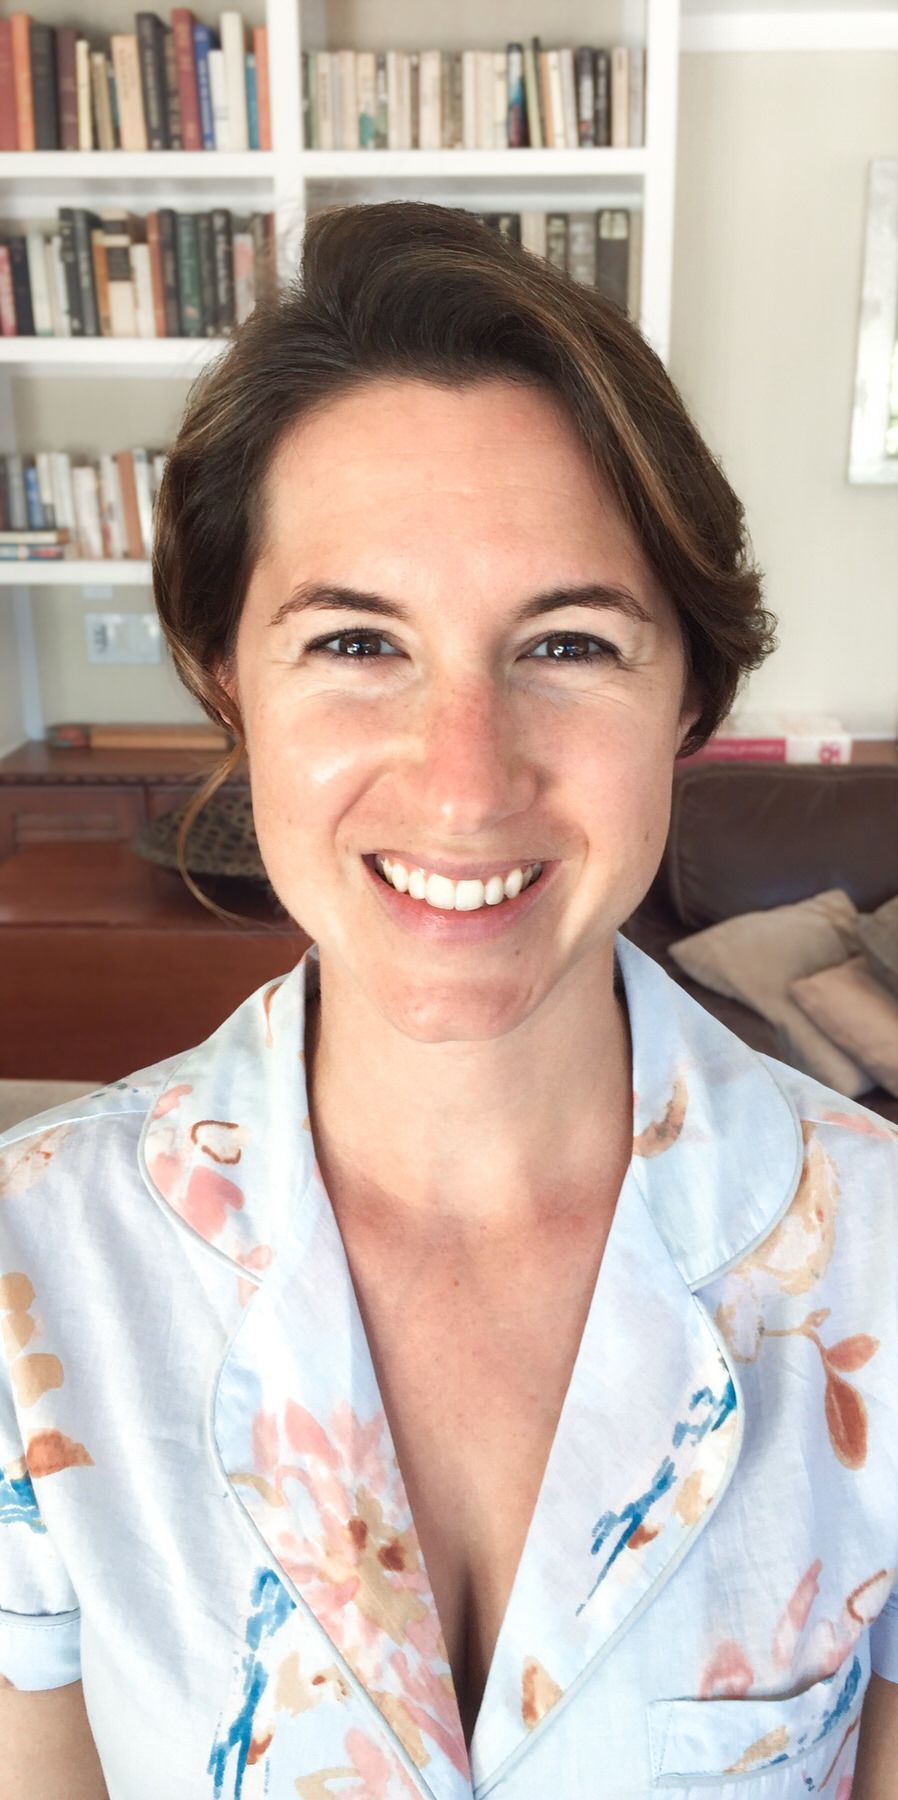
[{"left": 137, "top": 934, "right": 804, "bottom": 1800}]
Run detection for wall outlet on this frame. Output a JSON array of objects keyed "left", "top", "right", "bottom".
[{"left": 85, "top": 612, "right": 161, "bottom": 666}]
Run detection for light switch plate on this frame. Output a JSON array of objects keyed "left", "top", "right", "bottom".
[{"left": 85, "top": 611, "right": 161, "bottom": 665}]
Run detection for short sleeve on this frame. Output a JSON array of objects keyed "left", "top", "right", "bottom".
[
  {"left": 870, "top": 1581, "right": 898, "bottom": 1684},
  {"left": 0, "top": 1387, "right": 81, "bottom": 1690}
]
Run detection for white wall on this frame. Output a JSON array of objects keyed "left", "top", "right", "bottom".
[{"left": 671, "top": 46, "right": 898, "bottom": 734}]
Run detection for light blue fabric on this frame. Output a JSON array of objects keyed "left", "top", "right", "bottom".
[{"left": 0, "top": 933, "right": 896, "bottom": 1797}]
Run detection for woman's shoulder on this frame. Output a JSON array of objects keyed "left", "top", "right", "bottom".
[
  {"left": 757, "top": 1048, "right": 898, "bottom": 1162},
  {"left": 0, "top": 1049, "right": 186, "bottom": 1204}
]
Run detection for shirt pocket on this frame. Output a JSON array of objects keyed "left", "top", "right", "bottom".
[{"left": 645, "top": 1632, "right": 870, "bottom": 1790}]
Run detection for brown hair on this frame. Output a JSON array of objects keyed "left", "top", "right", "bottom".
[{"left": 152, "top": 200, "right": 776, "bottom": 914}]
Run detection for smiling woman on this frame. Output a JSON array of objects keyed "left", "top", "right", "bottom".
[{"left": 1, "top": 201, "right": 896, "bottom": 1800}]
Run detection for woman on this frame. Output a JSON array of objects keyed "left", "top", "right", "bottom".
[{"left": 1, "top": 202, "right": 895, "bottom": 1797}]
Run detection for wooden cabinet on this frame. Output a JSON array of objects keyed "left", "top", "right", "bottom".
[{"left": 0, "top": 743, "right": 307, "bottom": 1080}]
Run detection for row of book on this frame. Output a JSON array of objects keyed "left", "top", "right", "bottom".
[
  {"left": 0, "top": 206, "right": 276, "bottom": 338},
  {"left": 1, "top": 450, "right": 168, "bottom": 559},
  {"left": 301, "top": 42, "right": 645, "bottom": 152},
  {"left": 474, "top": 208, "right": 640, "bottom": 317},
  {"left": 0, "top": 9, "right": 270, "bottom": 152}
]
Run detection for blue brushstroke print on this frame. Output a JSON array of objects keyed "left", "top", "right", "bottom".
[
  {"left": 578, "top": 1372, "right": 737, "bottom": 1614},
  {"left": 0, "top": 1463, "right": 46, "bottom": 1532},
  {"left": 208, "top": 1565, "right": 295, "bottom": 1798}
]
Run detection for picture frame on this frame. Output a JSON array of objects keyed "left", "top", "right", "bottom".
[{"left": 848, "top": 156, "right": 898, "bottom": 485}]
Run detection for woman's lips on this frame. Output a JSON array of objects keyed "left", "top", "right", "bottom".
[{"left": 361, "top": 853, "right": 558, "bottom": 944}]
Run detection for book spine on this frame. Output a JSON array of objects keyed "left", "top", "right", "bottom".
[
  {"left": 89, "top": 50, "right": 114, "bottom": 151},
  {"left": 98, "top": 452, "right": 125, "bottom": 558},
  {"left": 0, "top": 243, "right": 18, "bottom": 335},
  {"left": 162, "top": 27, "right": 181, "bottom": 147},
  {"left": 73, "top": 208, "right": 101, "bottom": 335},
  {"left": 51, "top": 225, "right": 76, "bottom": 335},
  {"left": 0, "top": 544, "right": 69, "bottom": 560},
  {"left": 35, "top": 450, "right": 55, "bottom": 525},
  {"left": 595, "top": 209, "right": 630, "bottom": 312},
  {"left": 545, "top": 212, "right": 568, "bottom": 273},
  {"left": 232, "top": 224, "right": 254, "bottom": 323},
  {"left": 628, "top": 44, "right": 645, "bottom": 148},
  {"left": 546, "top": 51, "right": 565, "bottom": 150},
  {"left": 8, "top": 236, "right": 35, "bottom": 334},
  {"left": 0, "top": 21, "right": 17, "bottom": 150},
  {"left": 610, "top": 45, "right": 628, "bottom": 148},
  {"left": 374, "top": 50, "right": 388, "bottom": 148},
  {"left": 193, "top": 24, "right": 216, "bottom": 149},
  {"left": 30, "top": 22, "right": 59, "bottom": 148},
  {"left": 111, "top": 35, "right": 148, "bottom": 151},
  {"left": 6, "top": 456, "right": 28, "bottom": 528},
  {"left": 55, "top": 25, "right": 78, "bottom": 149},
  {"left": 131, "top": 241, "right": 156, "bottom": 336},
  {"left": 10, "top": 12, "right": 35, "bottom": 151},
  {"left": 418, "top": 48, "right": 440, "bottom": 151},
  {"left": 594, "top": 49, "right": 610, "bottom": 147},
  {"left": 567, "top": 212, "right": 596, "bottom": 286},
  {"left": 254, "top": 26, "right": 270, "bottom": 148},
  {"left": 195, "top": 210, "right": 218, "bottom": 335},
  {"left": 136, "top": 13, "right": 169, "bottom": 149},
  {"left": 115, "top": 451, "right": 145, "bottom": 557},
  {"left": 491, "top": 50, "right": 506, "bottom": 148},
  {"left": 245, "top": 50, "right": 257, "bottom": 149},
  {"left": 559, "top": 46, "right": 578, "bottom": 150},
  {"left": 575, "top": 46, "right": 595, "bottom": 147},
  {"left": 171, "top": 8, "right": 201, "bottom": 150},
  {"left": 158, "top": 208, "right": 182, "bottom": 333},
  {"left": 357, "top": 48, "right": 376, "bottom": 149},
  {"left": 131, "top": 448, "right": 154, "bottom": 554},
  {"left": 507, "top": 43, "right": 525, "bottom": 148},
  {"left": 145, "top": 210, "right": 166, "bottom": 334},
  {"left": 25, "top": 231, "right": 52, "bottom": 334},
  {"left": 208, "top": 48, "right": 229, "bottom": 151},
  {"left": 46, "top": 234, "right": 69, "bottom": 336},
  {"left": 24, "top": 458, "right": 45, "bottom": 528},
  {"left": 220, "top": 11, "right": 249, "bottom": 151},
  {"left": 211, "top": 208, "right": 235, "bottom": 332},
  {"left": 522, "top": 44, "right": 541, "bottom": 149},
  {"left": 338, "top": 47, "right": 356, "bottom": 150},
  {"left": 176, "top": 213, "right": 203, "bottom": 334}
]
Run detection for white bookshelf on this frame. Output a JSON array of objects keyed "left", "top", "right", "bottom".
[{"left": 1, "top": 0, "right": 681, "bottom": 742}]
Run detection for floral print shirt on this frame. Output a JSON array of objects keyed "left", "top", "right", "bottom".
[{"left": 1, "top": 932, "right": 897, "bottom": 1799}]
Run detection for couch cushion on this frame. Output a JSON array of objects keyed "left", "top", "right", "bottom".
[
  {"left": 857, "top": 895, "right": 898, "bottom": 1000},
  {"left": 667, "top": 890, "right": 870, "bottom": 1097},
  {"left": 663, "top": 764, "right": 898, "bottom": 931},
  {"left": 789, "top": 957, "right": 898, "bottom": 1098}
]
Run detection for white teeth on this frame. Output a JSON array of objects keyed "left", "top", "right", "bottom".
[{"left": 374, "top": 856, "right": 544, "bottom": 912}]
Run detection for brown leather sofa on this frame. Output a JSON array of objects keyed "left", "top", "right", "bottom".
[{"left": 622, "top": 762, "right": 898, "bottom": 1125}]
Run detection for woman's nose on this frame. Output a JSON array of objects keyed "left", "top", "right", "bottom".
[{"left": 410, "top": 680, "right": 540, "bottom": 829}]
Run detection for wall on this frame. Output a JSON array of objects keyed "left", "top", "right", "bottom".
[{"left": 671, "top": 46, "right": 898, "bottom": 733}]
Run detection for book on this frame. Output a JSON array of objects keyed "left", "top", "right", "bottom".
[
  {"left": 30, "top": 21, "right": 59, "bottom": 148},
  {"left": 55, "top": 26, "right": 78, "bottom": 149},
  {"left": 253, "top": 25, "right": 270, "bottom": 149},
  {"left": 192, "top": 21, "right": 216, "bottom": 147},
  {"left": 10, "top": 12, "right": 35, "bottom": 151},
  {"left": 136, "top": 12, "right": 169, "bottom": 149},
  {"left": 220, "top": 10, "right": 249, "bottom": 150},
  {"left": 171, "top": 8, "right": 202, "bottom": 150},
  {"left": 88, "top": 722, "right": 231, "bottom": 750},
  {"left": 0, "top": 20, "right": 17, "bottom": 150},
  {"left": 686, "top": 714, "right": 854, "bottom": 766},
  {"left": 110, "top": 34, "right": 147, "bottom": 150}
]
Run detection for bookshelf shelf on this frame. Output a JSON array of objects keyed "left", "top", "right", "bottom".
[
  {"left": 0, "top": 337, "right": 227, "bottom": 375},
  {"left": 298, "top": 148, "right": 649, "bottom": 180},
  {"left": 0, "top": 560, "right": 151, "bottom": 585},
  {"left": 0, "top": 152, "right": 277, "bottom": 183}
]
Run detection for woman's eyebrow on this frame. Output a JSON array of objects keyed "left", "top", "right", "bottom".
[{"left": 268, "top": 580, "right": 654, "bottom": 631}]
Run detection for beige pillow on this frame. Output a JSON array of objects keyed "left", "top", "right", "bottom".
[
  {"left": 857, "top": 895, "right": 898, "bottom": 1001},
  {"left": 669, "top": 889, "right": 872, "bottom": 1098},
  {"left": 789, "top": 957, "right": 898, "bottom": 1098}
]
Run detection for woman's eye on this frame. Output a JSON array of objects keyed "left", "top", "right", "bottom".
[{"left": 304, "top": 629, "right": 622, "bottom": 665}]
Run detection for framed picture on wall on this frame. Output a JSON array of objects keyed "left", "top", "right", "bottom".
[{"left": 848, "top": 156, "right": 898, "bottom": 485}]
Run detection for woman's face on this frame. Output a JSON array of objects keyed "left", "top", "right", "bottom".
[{"left": 226, "top": 376, "right": 700, "bottom": 1039}]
